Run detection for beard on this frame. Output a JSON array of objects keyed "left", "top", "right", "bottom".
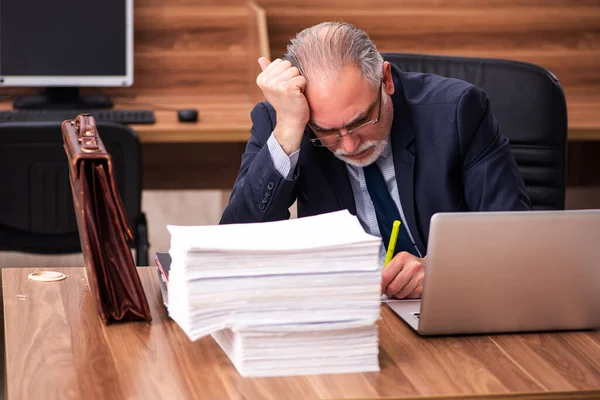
[{"left": 333, "top": 138, "right": 388, "bottom": 168}]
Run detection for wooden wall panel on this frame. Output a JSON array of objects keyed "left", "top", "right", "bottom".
[
  {"left": 134, "top": 8, "right": 251, "bottom": 54},
  {"left": 268, "top": 11, "right": 600, "bottom": 54},
  {"left": 103, "top": 6, "right": 255, "bottom": 97},
  {"left": 125, "top": 52, "right": 250, "bottom": 96},
  {"left": 266, "top": 7, "right": 600, "bottom": 67},
  {"left": 258, "top": 0, "right": 600, "bottom": 8},
  {"left": 137, "top": 0, "right": 245, "bottom": 5},
  {"left": 246, "top": 2, "right": 271, "bottom": 103}
]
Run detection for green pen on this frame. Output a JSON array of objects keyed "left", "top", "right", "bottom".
[{"left": 384, "top": 220, "right": 401, "bottom": 268}]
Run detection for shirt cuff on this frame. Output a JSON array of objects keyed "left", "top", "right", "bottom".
[{"left": 267, "top": 133, "right": 300, "bottom": 180}]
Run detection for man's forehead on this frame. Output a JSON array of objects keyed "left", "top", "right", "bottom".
[
  {"left": 308, "top": 99, "right": 373, "bottom": 130},
  {"left": 305, "top": 65, "right": 374, "bottom": 124}
]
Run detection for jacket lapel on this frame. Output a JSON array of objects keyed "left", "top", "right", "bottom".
[{"left": 389, "top": 65, "right": 426, "bottom": 255}]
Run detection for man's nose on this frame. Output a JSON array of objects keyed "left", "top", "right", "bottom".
[{"left": 338, "top": 130, "right": 361, "bottom": 154}]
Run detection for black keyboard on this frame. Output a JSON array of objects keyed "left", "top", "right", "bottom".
[{"left": 0, "top": 109, "right": 155, "bottom": 125}]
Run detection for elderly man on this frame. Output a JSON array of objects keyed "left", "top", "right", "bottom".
[{"left": 220, "top": 22, "right": 532, "bottom": 299}]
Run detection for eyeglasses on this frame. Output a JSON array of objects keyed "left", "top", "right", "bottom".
[{"left": 309, "top": 81, "right": 382, "bottom": 148}]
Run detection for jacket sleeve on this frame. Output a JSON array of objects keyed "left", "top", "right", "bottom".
[
  {"left": 220, "top": 102, "right": 299, "bottom": 224},
  {"left": 458, "top": 86, "right": 533, "bottom": 211}
]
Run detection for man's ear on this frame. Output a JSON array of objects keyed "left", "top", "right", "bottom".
[{"left": 382, "top": 61, "right": 395, "bottom": 96}]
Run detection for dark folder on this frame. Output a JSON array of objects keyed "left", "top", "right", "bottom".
[
  {"left": 155, "top": 252, "right": 171, "bottom": 307},
  {"left": 155, "top": 252, "right": 171, "bottom": 282}
]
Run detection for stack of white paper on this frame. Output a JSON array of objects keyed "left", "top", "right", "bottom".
[{"left": 167, "top": 210, "right": 382, "bottom": 377}]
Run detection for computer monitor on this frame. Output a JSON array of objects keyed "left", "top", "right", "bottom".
[{"left": 0, "top": 0, "right": 133, "bottom": 109}]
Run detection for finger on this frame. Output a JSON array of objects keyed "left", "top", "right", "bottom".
[
  {"left": 256, "top": 58, "right": 285, "bottom": 87},
  {"left": 276, "top": 66, "right": 301, "bottom": 82},
  {"left": 384, "top": 268, "right": 411, "bottom": 298},
  {"left": 394, "top": 267, "right": 424, "bottom": 299},
  {"left": 260, "top": 58, "right": 283, "bottom": 77},
  {"left": 405, "top": 282, "right": 423, "bottom": 299},
  {"left": 265, "top": 59, "right": 293, "bottom": 78},
  {"left": 258, "top": 57, "right": 272, "bottom": 71},
  {"left": 385, "top": 258, "right": 423, "bottom": 298},
  {"left": 256, "top": 57, "right": 281, "bottom": 88},
  {"left": 381, "top": 251, "right": 410, "bottom": 293},
  {"left": 285, "top": 75, "right": 307, "bottom": 94}
]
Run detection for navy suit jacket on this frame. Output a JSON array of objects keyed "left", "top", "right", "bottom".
[{"left": 220, "top": 64, "right": 532, "bottom": 255}]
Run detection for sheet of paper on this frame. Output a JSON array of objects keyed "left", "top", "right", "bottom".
[{"left": 168, "top": 210, "right": 380, "bottom": 251}]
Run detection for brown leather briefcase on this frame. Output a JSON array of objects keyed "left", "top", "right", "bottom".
[{"left": 62, "top": 114, "right": 152, "bottom": 324}]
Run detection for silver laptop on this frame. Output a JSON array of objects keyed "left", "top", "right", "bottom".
[{"left": 386, "top": 209, "right": 600, "bottom": 335}]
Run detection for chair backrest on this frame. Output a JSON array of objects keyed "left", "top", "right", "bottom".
[
  {"left": 0, "top": 121, "right": 143, "bottom": 253},
  {"left": 382, "top": 53, "right": 568, "bottom": 210}
]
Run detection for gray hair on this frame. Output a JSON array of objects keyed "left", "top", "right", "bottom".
[{"left": 284, "top": 22, "right": 383, "bottom": 89}]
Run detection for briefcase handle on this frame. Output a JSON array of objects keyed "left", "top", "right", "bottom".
[{"left": 73, "top": 114, "right": 100, "bottom": 153}]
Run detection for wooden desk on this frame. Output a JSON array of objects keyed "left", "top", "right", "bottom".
[
  {"left": 0, "top": 95, "right": 255, "bottom": 144},
  {"left": 119, "top": 95, "right": 255, "bottom": 143},
  {"left": 117, "top": 94, "right": 255, "bottom": 143},
  {"left": 3, "top": 267, "right": 600, "bottom": 400}
]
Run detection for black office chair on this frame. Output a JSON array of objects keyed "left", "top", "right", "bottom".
[
  {"left": 0, "top": 121, "right": 149, "bottom": 265},
  {"left": 382, "top": 53, "right": 568, "bottom": 210}
]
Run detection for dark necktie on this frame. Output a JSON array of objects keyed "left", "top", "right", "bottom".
[{"left": 363, "top": 163, "right": 418, "bottom": 257}]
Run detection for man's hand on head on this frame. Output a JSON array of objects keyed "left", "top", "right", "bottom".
[
  {"left": 256, "top": 57, "right": 309, "bottom": 155},
  {"left": 381, "top": 252, "right": 425, "bottom": 299}
]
